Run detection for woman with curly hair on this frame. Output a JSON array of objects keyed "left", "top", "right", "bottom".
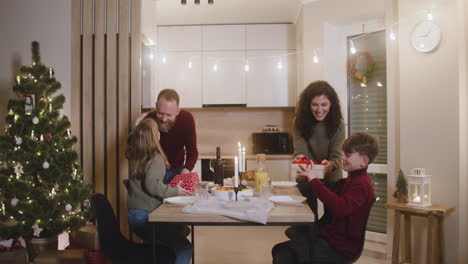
[{"left": 293, "top": 80, "right": 345, "bottom": 183}]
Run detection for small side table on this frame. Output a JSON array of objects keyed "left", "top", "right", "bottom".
[{"left": 385, "top": 202, "right": 455, "bottom": 264}]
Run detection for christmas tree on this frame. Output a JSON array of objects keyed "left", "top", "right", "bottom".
[
  {"left": 393, "top": 168, "right": 408, "bottom": 203},
  {"left": 0, "top": 41, "right": 93, "bottom": 240}
]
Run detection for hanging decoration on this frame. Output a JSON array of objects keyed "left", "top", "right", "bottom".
[
  {"left": 32, "top": 116, "right": 39, "bottom": 125},
  {"left": 347, "top": 51, "right": 376, "bottom": 84},
  {"left": 14, "top": 163, "right": 24, "bottom": 176},
  {"left": 65, "top": 204, "right": 72, "bottom": 212},
  {"left": 83, "top": 199, "right": 91, "bottom": 209},
  {"left": 42, "top": 161, "right": 50, "bottom": 169},
  {"left": 11, "top": 197, "right": 19, "bottom": 207},
  {"left": 15, "top": 137, "right": 22, "bottom": 145},
  {"left": 32, "top": 224, "right": 43, "bottom": 237},
  {"left": 22, "top": 94, "right": 35, "bottom": 116}
]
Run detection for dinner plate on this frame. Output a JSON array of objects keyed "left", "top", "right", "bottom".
[
  {"left": 272, "top": 181, "right": 298, "bottom": 188},
  {"left": 164, "top": 196, "right": 196, "bottom": 206},
  {"left": 269, "top": 195, "right": 306, "bottom": 205}
]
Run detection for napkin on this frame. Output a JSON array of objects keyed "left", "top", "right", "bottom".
[{"left": 181, "top": 197, "right": 274, "bottom": 224}]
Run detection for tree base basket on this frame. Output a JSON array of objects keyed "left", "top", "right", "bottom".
[{"left": 26, "top": 236, "right": 58, "bottom": 262}]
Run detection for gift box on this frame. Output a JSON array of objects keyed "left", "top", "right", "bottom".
[
  {"left": 290, "top": 157, "right": 324, "bottom": 180},
  {"left": 70, "top": 224, "right": 100, "bottom": 250},
  {"left": 169, "top": 172, "right": 200, "bottom": 193}
]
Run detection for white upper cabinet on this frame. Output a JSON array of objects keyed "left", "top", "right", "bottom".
[
  {"left": 202, "top": 25, "right": 246, "bottom": 51},
  {"left": 203, "top": 51, "right": 246, "bottom": 105},
  {"left": 157, "top": 51, "right": 203, "bottom": 108},
  {"left": 158, "top": 26, "right": 202, "bottom": 51},
  {"left": 246, "top": 50, "right": 296, "bottom": 107},
  {"left": 246, "top": 24, "right": 295, "bottom": 50}
]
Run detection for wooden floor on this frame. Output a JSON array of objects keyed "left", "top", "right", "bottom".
[{"left": 193, "top": 226, "right": 387, "bottom": 264}]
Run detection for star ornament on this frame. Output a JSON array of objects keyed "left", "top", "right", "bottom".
[
  {"left": 32, "top": 224, "right": 43, "bottom": 237},
  {"left": 11, "top": 197, "right": 19, "bottom": 207}
]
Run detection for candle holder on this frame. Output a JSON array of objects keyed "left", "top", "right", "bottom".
[
  {"left": 407, "top": 168, "right": 432, "bottom": 207},
  {"left": 234, "top": 186, "right": 239, "bottom": 201}
]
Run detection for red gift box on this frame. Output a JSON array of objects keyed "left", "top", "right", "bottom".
[{"left": 169, "top": 172, "right": 200, "bottom": 193}]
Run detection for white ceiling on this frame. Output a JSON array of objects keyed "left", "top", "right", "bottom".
[{"left": 155, "top": 0, "right": 307, "bottom": 25}]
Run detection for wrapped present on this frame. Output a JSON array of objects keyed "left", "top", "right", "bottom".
[
  {"left": 70, "top": 224, "right": 99, "bottom": 250},
  {"left": 169, "top": 172, "right": 200, "bottom": 193}
]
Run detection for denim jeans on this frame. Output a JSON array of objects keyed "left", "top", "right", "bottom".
[
  {"left": 128, "top": 209, "right": 192, "bottom": 264},
  {"left": 163, "top": 167, "right": 184, "bottom": 184}
]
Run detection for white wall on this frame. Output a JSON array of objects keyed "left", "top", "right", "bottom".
[
  {"left": 396, "top": 0, "right": 463, "bottom": 262},
  {"left": 0, "top": 0, "right": 71, "bottom": 131}
]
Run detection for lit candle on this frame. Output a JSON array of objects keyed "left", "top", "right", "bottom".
[
  {"left": 242, "top": 147, "right": 246, "bottom": 172},
  {"left": 414, "top": 196, "right": 421, "bottom": 203},
  {"left": 16, "top": 76, "right": 21, "bottom": 85},
  {"left": 67, "top": 129, "right": 71, "bottom": 139},
  {"left": 49, "top": 68, "right": 53, "bottom": 79},
  {"left": 238, "top": 142, "right": 242, "bottom": 171},
  {"left": 40, "top": 135, "right": 44, "bottom": 141},
  {"left": 234, "top": 156, "right": 239, "bottom": 187},
  {"left": 49, "top": 103, "right": 52, "bottom": 112}
]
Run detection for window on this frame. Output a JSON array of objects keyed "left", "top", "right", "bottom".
[{"left": 347, "top": 30, "right": 387, "bottom": 234}]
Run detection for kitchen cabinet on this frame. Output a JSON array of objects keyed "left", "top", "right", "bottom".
[
  {"left": 158, "top": 26, "right": 202, "bottom": 51},
  {"left": 246, "top": 50, "right": 296, "bottom": 107},
  {"left": 157, "top": 51, "right": 202, "bottom": 108},
  {"left": 202, "top": 25, "right": 246, "bottom": 51},
  {"left": 246, "top": 158, "right": 291, "bottom": 182},
  {"left": 246, "top": 24, "right": 295, "bottom": 50},
  {"left": 202, "top": 51, "right": 247, "bottom": 105}
]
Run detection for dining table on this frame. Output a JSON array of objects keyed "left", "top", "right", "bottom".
[{"left": 148, "top": 185, "right": 314, "bottom": 264}]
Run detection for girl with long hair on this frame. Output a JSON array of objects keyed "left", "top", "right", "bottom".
[{"left": 126, "top": 118, "right": 192, "bottom": 264}]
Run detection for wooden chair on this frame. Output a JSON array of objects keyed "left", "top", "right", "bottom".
[{"left": 91, "top": 193, "right": 175, "bottom": 264}]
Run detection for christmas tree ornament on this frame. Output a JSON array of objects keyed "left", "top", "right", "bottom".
[
  {"left": 8, "top": 109, "right": 14, "bottom": 115},
  {"left": 11, "top": 197, "right": 19, "bottom": 207},
  {"left": 31, "top": 130, "right": 35, "bottom": 140},
  {"left": 65, "top": 204, "right": 72, "bottom": 212},
  {"left": 50, "top": 188, "right": 56, "bottom": 199},
  {"left": 71, "top": 169, "right": 77, "bottom": 180},
  {"left": 83, "top": 199, "right": 91, "bottom": 209},
  {"left": 49, "top": 68, "right": 53, "bottom": 79},
  {"left": 32, "top": 116, "right": 39, "bottom": 124},
  {"left": 32, "top": 224, "right": 43, "bottom": 237},
  {"left": 54, "top": 184, "right": 59, "bottom": 191},
  {"left": 14, "top": 163, "right": 23, "bottom": 175},
  {"left": 67, "top": 129, "right": 72, "bottom": 139},
  {"left": 42, "top": 161, "right": 50, "bottom": 169},
  {"left": 40, "top": 134, "right": 44, "bottom": 141},
  {"left": 14, "top": 115, "right": 19, "bottom": 123},
  {"left": 45, "top": 135, "right": 52, "bottom": 141},
  {"left": 15, "top": 137, "right": 22, "bottom": 145},
  {"left": 1, "top": 202, "right": 5, "bottom": 216},
  {"left": 23, "top": 94, "right": 35, "bottom": 115},
  {"left": 16, "top": 76, "right": 21, "bottom": 85}
]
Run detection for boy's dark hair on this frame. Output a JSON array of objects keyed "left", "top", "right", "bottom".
[
  {"left": 342, "top": 132, "right": 379, "bottom": 164},
  {"left": 157, "top": 89, "right": 180, "bottom": 106}
]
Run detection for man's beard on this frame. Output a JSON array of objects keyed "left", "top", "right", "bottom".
[{"left": 157, "top": 119, "right": 175, "bottom": 133}]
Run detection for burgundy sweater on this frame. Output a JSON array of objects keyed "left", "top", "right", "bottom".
[
  {"left": 147, "top": 109, "right": 199, "bottom": 171},
  {"left": 310, "top": 167, "right": 374, "bottom": 261}
]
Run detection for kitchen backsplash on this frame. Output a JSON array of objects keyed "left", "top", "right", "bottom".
[{"left": 190, "top": 108, "right": 294, "bottom": 155}]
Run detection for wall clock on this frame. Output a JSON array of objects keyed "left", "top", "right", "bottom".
[{"left": 411, "top": 20, "right": 442, "bottom": 52}]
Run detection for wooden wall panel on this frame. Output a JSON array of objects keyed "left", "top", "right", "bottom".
[
  {"left": 118, "top": 0, "right": 131, "bottom": 236},
  {"left": 71, "top": 0, "right": 81, "bottom": 162},
  {"left": 72, "top": 0, "right": 141, "bottom": 236},
  {"left": 94, "top": 0, "right": 106, "bottom": 194},
  {"left": 131, "top": 0, "right": 142, "bottom": 125},
  {"left": 82, "top": 0, "right": 94, "bottom": 184},
  {"left": 106, "top": 0, "right": 118, "bottom": 214}
]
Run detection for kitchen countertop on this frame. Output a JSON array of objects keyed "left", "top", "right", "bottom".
[{"left": 198, "top": 154, "right": 294, "bottom": 159}]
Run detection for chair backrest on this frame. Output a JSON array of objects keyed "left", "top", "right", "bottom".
[
  {"left": 91, "top": 193, "right": 131, "bottom": 260},
  {"left": 347, "top": 197, "right": 376, "bottom": 263}
]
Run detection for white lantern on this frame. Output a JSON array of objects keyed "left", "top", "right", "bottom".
[{"left": 407, "top": 168, "right": 432, "bottom": 207}]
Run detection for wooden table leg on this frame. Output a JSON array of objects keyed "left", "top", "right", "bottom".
[
  {"left": 427, "top": 215, "right": 436, "bottom": 264},
  {"left": 392, "top": 211, "right": 401, "bottom": 264},
  {"left": 404, "top": 213, "right": 411, "bottom": 263},
  {"left": 438, "top": 215, "right": 445, "bottom": 264}
]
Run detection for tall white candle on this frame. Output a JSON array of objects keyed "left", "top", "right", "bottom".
[
  {"left": 49, "top": 68, "right": 53, "bottom": 79},
  {"left": 238, "top": 142, "right": 242, "bottom": 172},
  {"left": 242, "top": 147, "right": 246, "bottom": 172},
  {"left": 234, "top": 156, "right": 239, "bottom": 187}
]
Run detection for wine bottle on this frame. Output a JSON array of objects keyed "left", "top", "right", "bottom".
[{"left": 213, "top": 147, "right": 224, "bottom": 185}]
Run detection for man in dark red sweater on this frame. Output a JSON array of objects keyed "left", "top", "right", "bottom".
[
  {"left": 138, "top": 89, "right": 198, "bottom": 183},
  {"left": 272, "top": 132, "right": 378, "bottom": 263}
]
